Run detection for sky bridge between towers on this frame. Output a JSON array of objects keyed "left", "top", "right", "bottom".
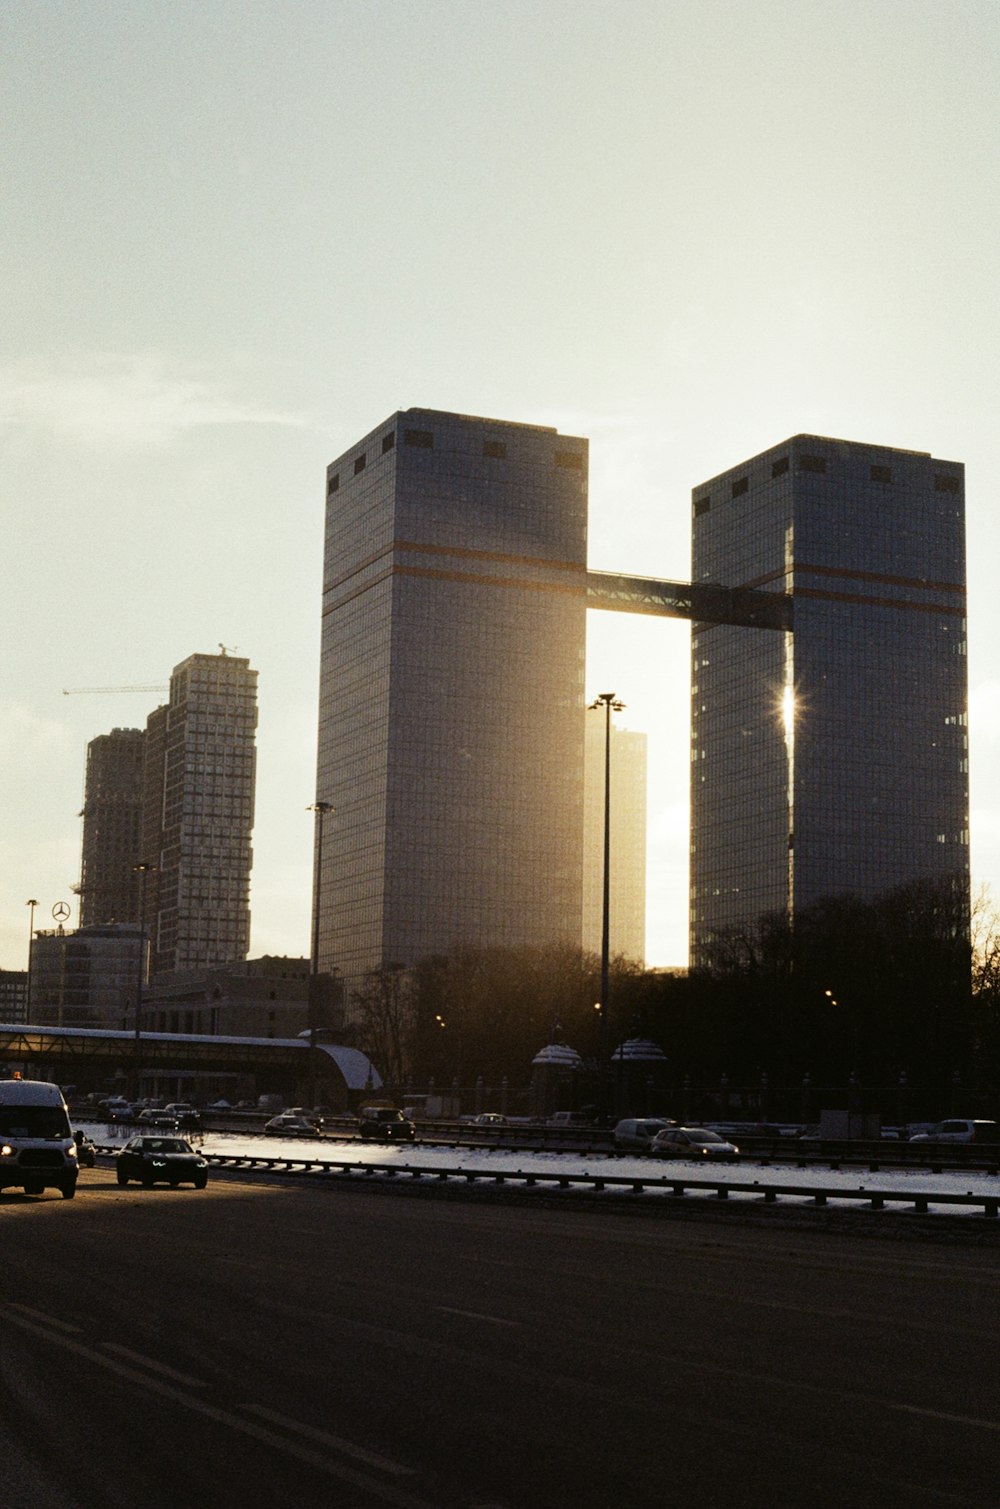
[{"left": 586, "top": 570, "right": 792, "bottom": 631}]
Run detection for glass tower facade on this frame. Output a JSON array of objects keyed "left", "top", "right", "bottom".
[
  {"left": 690, "top": 435, "right": 968, "bottom": 962},
  {"left": 316, "top": 408, "right": 588, "bottom": 987}
]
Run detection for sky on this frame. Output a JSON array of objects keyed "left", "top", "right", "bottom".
[{"left": 3, "top": 0, "right": 1000, "bottom": 974}]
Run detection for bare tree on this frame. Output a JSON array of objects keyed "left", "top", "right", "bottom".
[{"left": 352, "top": 965, "right": 415, "bottom": 1089}]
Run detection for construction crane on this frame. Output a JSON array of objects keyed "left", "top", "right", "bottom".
[{"left": 62, "top": 685, "right": 167, "bottom": 696}]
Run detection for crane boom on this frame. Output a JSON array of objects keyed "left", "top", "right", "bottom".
[{"left": 62, "top": 685, "right": 167, "bottom": 696}]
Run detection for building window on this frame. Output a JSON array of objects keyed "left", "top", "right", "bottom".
[
  {"left": 800, "top": 454, "right": 827, "bottom": 474},
  {"left": 381, "top": 432, "right": 395, "bottom": 454},
  {"left": 354, "top": 453, "right": 367, "bottom": 475},
  {"left": 404, "top": 429, "right": 434, "bottom": 448},
  {"left": 771, "top": 457, "right": 789, "bottom": 477},
  {"left": 483, "top": 440, "right": 507, "bottom": 459},
  {"left": 554, "top": 449, "right": 583, "bottom": 469},
  {"left": 935, "top": 473, "right": 960, "bottom": 493},
  {"left": 731, "top": 476, "right": 749, "bottom": 498},
  {"left": 870, "top": 464, "right": 892, "bottom": 482},
  {"left": 327, "top": 473, "right": 339, "bottom": 495},
  {"left": 694, "top": 495, "right": 711, "bottom": 516}
]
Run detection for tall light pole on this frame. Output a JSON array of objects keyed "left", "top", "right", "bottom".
[
  {"left": 132, "top": 862, "right": 155, "bottom": 1100},
  {"left": 25, "top": 899, "right": 38, "bottom": 1021},
  {"left": 588, "top": 692, "right": 625, "bottom": 1126},
  {"left": 307, "top": 801, "right": 335, "bottom": 1109}
]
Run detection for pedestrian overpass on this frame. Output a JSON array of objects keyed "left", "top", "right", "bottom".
[{"left": 0, "top": 1024, "right": 382, "bottom": 1107}]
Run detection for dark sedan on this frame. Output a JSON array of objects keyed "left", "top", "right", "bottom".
[
  {"left": 116, "top": 1136, "right": 209, "bottom": 1188},
  {"left": 136, "top": 1108, "right": 180, "bottom": 1129},
  {"left": 650, "top": 1126, "right": 740, "bottom": 1160},
  {"left": 263, "top": 1115, "right": 323, "bottom": 1138},
  {"left": 357, "top": 1108, "right": 416, "bottom": 1142}
]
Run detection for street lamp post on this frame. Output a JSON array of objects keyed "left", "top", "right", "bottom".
[
  {"left": 133, "top": 863, "right": 155, "bottom": 1100},
  {"left": 307, "top": 801, "right": 335, "bottom": 1110},
  {"left": 588, "top": 692, "right": 625, "bottom": 1126},
  {"left": 25, "top": 899, "right": 38, "bottom": 1020}
]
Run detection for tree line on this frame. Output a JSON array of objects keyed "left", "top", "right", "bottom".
[{"left": 345, "top": 874, "right": 1000, "bottom": 1090}]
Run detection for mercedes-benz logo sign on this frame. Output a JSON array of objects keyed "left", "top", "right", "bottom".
[{"left": 52, "top": 901, "right": 71, "bottom": 923}]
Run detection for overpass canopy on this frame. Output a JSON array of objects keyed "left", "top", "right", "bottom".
[{"left": 0, "top": 1025, "right": 383, "bottom": 1093}]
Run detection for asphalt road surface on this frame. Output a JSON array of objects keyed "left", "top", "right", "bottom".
[{"left": 1, "top": 1166, "right": 997, "bottom": 1508}]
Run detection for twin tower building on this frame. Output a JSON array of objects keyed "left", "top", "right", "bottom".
[
  {"left": 80, "top": 409, "right": 969, "bottom": 996},
  {"left": 316, "top": 409, "right": 969, "bottom": 984}
]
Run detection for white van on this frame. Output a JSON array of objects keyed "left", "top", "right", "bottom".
[{"left": 0, "top": 1077, "right": 78, "bottom": 1199}]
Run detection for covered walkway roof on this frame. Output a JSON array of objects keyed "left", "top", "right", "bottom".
[{"left": 0, "top": 1025, "right": 382, "bottom": 1091}]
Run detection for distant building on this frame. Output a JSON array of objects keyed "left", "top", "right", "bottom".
[
  {"left": 29, "top": 924, "right": 145, "bottom": 1029},
  {"left": 315, "top": 409, "right": 588, "bottom": 991},
  {"left": 144, "top": 652, "right": 258, "bottom": 976},
  {"left": 0, "top": 970, "right": 28, "bottom": 1025},
  {"left": 144, "top": 956, "right": 343, "bottom": 1038},
  {"left": 77, "top": 652, "right": 259, "bottom": 983},
  {"left": 78, "top": 728, "right": 145, "bottom": 926},
  {"left": 690, "top": 435, "right": 969, "bottom": 961},
  {"left": 583, "top": 716, "right": 647, "bottom": 964}
]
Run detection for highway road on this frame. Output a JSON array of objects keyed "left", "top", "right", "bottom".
[{"left": 1, "top": 1166, "right": 997, "bottom": 1508}]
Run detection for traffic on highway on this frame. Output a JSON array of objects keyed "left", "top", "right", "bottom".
[{"left": 67, "top": 1107, "right": 1000, "bottom": 1221}]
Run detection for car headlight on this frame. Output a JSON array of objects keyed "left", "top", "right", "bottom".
[
  {"left": 195, "top": 1159, "right": 207, "bottom": 1168},
  {"left": 0, "top": 1144, "right": 12, "bottom": 1157},
  {"left": 68, "top": 1145, "right": 78, "bottom": 1158},
  {"left": 151, "top": 1159, "right": 167, "bottom": 1167}
]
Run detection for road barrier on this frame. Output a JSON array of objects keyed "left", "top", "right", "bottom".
[{"left": 90, "top": 1142, "right": 1000, "bottom": 1217}]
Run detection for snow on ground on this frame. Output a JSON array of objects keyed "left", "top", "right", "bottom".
[{"left": 79, "top": 1120, "right": 1000, "bottom": 1218}]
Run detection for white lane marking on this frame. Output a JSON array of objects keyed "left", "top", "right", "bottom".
[
  {"left": 887, "top": 1402, "right": 1000, "bottom": 1433},
  {"left": 101, "top": 1342, "right": 206, "bottom": 1388},
  {"left": 0, "top": 1304, "right": 436, "bottom": 1509},
  {"left": 7, "top": 1303, "right": 82, "bottom": 1334},
  {"left": 243, "top": 1403, "right": 416, "bottom": 1476},
  {"left": 436, "top": 1306, "right": 521, "bottom": 1328}
]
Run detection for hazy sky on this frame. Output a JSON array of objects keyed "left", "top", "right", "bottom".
[{"left": 3, "top": 0, "right": 1000, "bottom": 973}]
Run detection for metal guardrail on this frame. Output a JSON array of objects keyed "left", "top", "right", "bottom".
[
  {"left": 90, "top": 1143, "right": 1000, "bottom": 1217},
  {"left": 90, "top": 1117, "right": 1000, "bottom": 1173}
]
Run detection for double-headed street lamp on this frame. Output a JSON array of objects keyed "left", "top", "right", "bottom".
[
  {"left": 307, "top": 801, "right": 335, "bottom": 1109},
  {"left": 588, "top": 691, "right": 625, "bottom": 1126}
]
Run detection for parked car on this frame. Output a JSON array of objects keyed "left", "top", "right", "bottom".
[
  {"left": 471, "top": 1113, "right": 507, "bottom": 1127},
  {"left": 116, "top": 1136, "right": 209, "bottom": 1188},
  {"left": 546, "top": 1111, "right": 592, "bottom": 1128},
  {"left": 613, "top": 1117, "right": 676, "bottom": 1151},
  {"left": 357, "top": 1107, "right": 416, "bottom": 1142},
  {"left": 650, "top": 1126, "right": 740, "bottom": 1160},
  {"left": 264, "top": 1114, "right": 323, "bottom": 1138},
  {"left": 908, "top": 1119, "right": 998, "bottom": 1145}
]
